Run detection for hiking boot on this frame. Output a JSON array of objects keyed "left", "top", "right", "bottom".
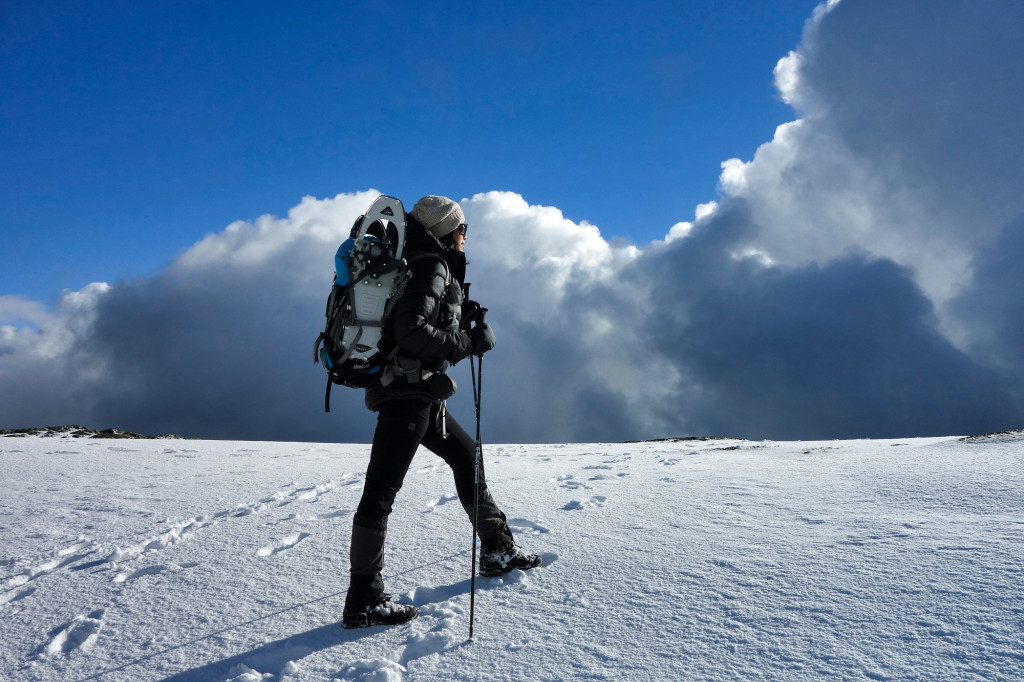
[
  {"left": 479, "top": 536, "right": 542, "bottom": 577},
  {"left": 341, "top": 593, "right": 418, "bottom": 629}
]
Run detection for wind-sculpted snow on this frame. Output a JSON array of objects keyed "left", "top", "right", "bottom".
[{"left": 1, "top": 433, "right": 1023, "bottom": 680}]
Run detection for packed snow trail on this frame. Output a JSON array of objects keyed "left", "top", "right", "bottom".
[{"left": 1, "top": 433, "right": 1023, "bottom": 680}]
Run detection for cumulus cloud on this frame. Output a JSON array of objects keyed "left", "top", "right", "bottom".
[
  {"left": 1, "top": 283, "right": 111, "bottom": 427},
  {"left": 731, "top": 0, "right": 1024, "bottom": 314},
  {"left": 2, "top": 0, "right": 1023, "bottom": 441}
]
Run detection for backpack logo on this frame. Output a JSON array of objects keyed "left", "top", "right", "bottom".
[{"left": 381, "top": 206, "right": 394, "bottom": 216}]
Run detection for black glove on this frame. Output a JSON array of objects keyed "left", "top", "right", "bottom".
[
  {"left": 460, "top": 299, "right": 486, "bottom": 331},
  {"left": 469, "top": 322, "right": 496, "bottom": 356}
]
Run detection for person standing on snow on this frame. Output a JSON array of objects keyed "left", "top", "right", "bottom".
[{"left": 342, "top": 195, "right": 541, "bottom": 629}]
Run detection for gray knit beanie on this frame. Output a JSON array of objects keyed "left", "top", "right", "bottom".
[{"left": 412, "top": 195, "right": 465, "bottom": 240}]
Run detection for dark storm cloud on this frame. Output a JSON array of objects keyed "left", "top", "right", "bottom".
[
  {"left": 632, "top": 201, "right": 1019, "bottom": 440},
  {"left": 78, "top": 264, "right": 357, "bottom": 442},
  {"left": 951, "top": 216, "right": 1024, "bottom": 408}
]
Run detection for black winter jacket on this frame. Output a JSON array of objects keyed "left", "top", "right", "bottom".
[{"left": 364, "top": 214, "right": 474, "bottom": 410}]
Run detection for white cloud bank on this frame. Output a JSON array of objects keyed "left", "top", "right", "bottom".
[{"left": 2, "top": 0, "right": 1023, "bottom": 441}]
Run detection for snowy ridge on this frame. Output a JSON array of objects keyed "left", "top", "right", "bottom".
[{"left": 1, "top": 434, "right": 1022, "bottom": 680}]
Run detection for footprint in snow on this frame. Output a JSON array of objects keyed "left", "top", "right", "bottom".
[
  {"left": 58, "top": 540, "right": 92, "bottom": 556},
  {"left": 562, "top": 496, "right": 607, "bottom": 511},
  {"left": 550, "top": 473, "right": 591, "bottom": 489},
  {"left": 560, "top": 480, "right": 592, "bottom": 490},
  {"left": 508, "top": 518, "right": 550, "bottom": 534},
  {"left": 257, "top": 532, "right": 311, "bottom": 557},
  {"left": 113, "top": 562, "right": 199, "bottom": 583},
  {"left": 7, "top": 541, "right": 100, "bottom": 587},
  {"left": 227, "top": 482, "right": 334, "bottom": 517},
  {"left": 39, "top": 609, "right": 106, "bottom": 658},
  {"left": 399, "top": 629, "right": 457, "bottom": 669},
  {"left": 105, "top": 516, "right": 212, "bottom": 563},
  {"left": 4, "top": 574, "right": 31, "bottom": 591},
  {"left": 35, "top": 550, "right": 96, "bottom": 575},
  {"left": 0, "top": 585, "right": 36, "bottom": 607},
  {"left": 292, "top": 482, "right": 334, "bottom": 502},
  {"left": 589, "top": 473, "right": 631, "bottom": 481}
]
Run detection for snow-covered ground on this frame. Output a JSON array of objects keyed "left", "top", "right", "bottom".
[{"left": 1, "top": 431, "right": 1022, "bottom": 681}]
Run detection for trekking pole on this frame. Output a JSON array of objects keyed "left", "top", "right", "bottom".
[{"left": 469, "top": 351, "right": 483, "bottom": 639}]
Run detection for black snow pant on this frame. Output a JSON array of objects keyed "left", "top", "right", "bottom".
[{"left": 345, "top": 399, "right": 510, "bottom": 610}]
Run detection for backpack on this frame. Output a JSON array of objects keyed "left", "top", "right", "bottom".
[{"left": 313, "top": 195, "right": 449, "bottom": 412}]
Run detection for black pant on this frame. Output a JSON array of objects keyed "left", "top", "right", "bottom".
[{"left": 346, "top": 399, "right": 509, "bottom": 609}]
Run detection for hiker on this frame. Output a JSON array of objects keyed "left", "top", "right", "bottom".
[{"left": 342, "top": 196, "right": 541, "bottom": 629}]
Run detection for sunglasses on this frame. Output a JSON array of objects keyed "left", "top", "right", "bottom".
[{"left": 457, "top": 223, "right": 469, "bottom": 237}]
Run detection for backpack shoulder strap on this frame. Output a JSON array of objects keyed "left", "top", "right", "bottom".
[{"left": 406, "top": 252, "right": 451, "bottom": 289}]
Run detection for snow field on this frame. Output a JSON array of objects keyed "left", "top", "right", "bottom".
[{"left": 0, "top": 433, "right": 1022, "bottom": 680}]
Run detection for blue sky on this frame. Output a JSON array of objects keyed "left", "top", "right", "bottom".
[{"left": 2, "top": 0, "right": 817, "bottom": 303}]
